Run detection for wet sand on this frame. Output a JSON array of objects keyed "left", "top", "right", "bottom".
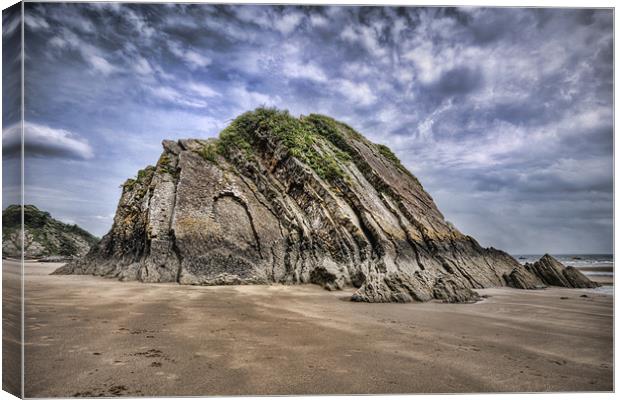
[
  {"left": 580, "top": 265, "right": 614, "bottom": 273},
  {"left": 590, "top": 275, "right": 614, "bottom": 285},
  {"left": 580, "top": 265, "right": 614, "bottom": 285},
  {"left": 16, "top": 261, "right": 613, "bottom": 396}
]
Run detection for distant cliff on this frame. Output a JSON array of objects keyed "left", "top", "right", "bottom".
[
  {"left": 3, "top": 205, "right": 98, "bottom": 260},
  {"left": 55, "top": 108, "right": 554, "bottom": 302}
]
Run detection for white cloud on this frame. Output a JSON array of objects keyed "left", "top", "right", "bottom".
[
  {"left": 3, "top": 13, "right": 20, "bottom": 36},
  {"left": 134, "top": 56, "right": 154, "bottom": 75},
  {"left": 49, "top": 36, "right": 66, "bottom": 48},
  {"left": 282, "top": 61, "right": 328, "bottom": 82},
  {"left": 169, "top": 42, "right": 211, "bottom": 70},
  {"left": 88, "top": 55, "right": 118, "bottom": 76},
  {"left": 57, "top": 216, "right": 77, "bottom": 225},
  {"left": 150, "top": 86, "right": 209, "bottom": 108},
  {"left": 417, "top": 100, "right": 453, "bottom": 140},
  {"left": 3, "top": 122, "right": 94, "bottom": 160},
  {"left": 125, "top": 8, "right": 156, "bottom": 38},
  {"left": 335, "top": 80, "right": 377, "bottom": 106},
  {"left": 47, "top": 28, "right": 119, "bottom": 76},
  {"left": 184, "top": 50, "right": 211, "bottom": 69},
  {"left": 229, "top": 85, "right": 281, "bottom": 110},
  {"left": 340, "top": 26, "right": 356, "bottom": 42},
  {"left": 74, "top": 17, "right": 95, "bottom": 34},
  {"left": 90, "top": 2, "right": 122, "bottom": 12},
  {"left": 97, "top": 5, "right": 155, "bottom": 38},
  {"left": 404, "top": 43, "right": 440, "bottom": 84},
  {"left": 203, "top": 16, "right": 253, "bottom": 42},
  {"left": 309, "top": 14, "right": 328, "bottom": 28},
  {"left": 234, "top": 6, "right": 271, "bottom": 28},
  {"left": 186, "top": 82, "right": 220, "bottom": 98},
  {"left": 153, "top": 65, "right": 175, "bottom": 81},
  {"left": 93, "top": 213, "right": 115, "bottom": 221},
  {"left": 273, "top": 12, "right": 303, "bottom": 35},
  {"left": 234, "top": 7, "right": 302, "bottom": 35},
  {"left": 340, "top": 24, "right": 388, "bottom": 59},
  {"left": 24, "top": 14, "right": 49, "bottom": 30},
  {"left": 341, "top": 62, "right": 374, "bottom": 78}
]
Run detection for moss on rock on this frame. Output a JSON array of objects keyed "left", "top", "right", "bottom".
[{"left": 214, "top": 108, "right": 351, "bottom": 183}]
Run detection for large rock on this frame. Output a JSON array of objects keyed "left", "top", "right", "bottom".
[
  {"left": 525, "top": 254, "right": 571, "bottom": 287},
  {"left": 54, "top": 108, "right": 524, "bottom": 302},
  {"left": 503, "top": 264, "right": 546, "bottom": 290},
  {"left": 505, "top": 254, "right": 599, "bottom": 289},
  {"left": 3, "top": 204, "right": 98, "bottom": 259}
]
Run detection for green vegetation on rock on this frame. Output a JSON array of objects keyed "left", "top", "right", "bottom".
[
  {"left": 122, "top": 165, "right": 156, "bottom": 195},
  {"left": 374, "top": 143, "right": 413, "bottom": 175},
  {"left": 198, "top": 142, "right": 220, "bottom": 163},
  {"left": 156, "top": 153, "right": 178, "bottom": 176},
  {"left": 211, "top": 108, "right": 352, "bottom": 182},
  {"left": 186, "top": 108, "right": 417, "bottom": 189},
  {"left": 2, "top": 204, "right": 99, "bottom": 259}
]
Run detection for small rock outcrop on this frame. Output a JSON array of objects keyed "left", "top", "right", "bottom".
[
  {"left": 54, "top": 108, "right": 533, "bottom": 302},
  {"left": 505, "top": 254, "right": 599, "bottom": 289},
  {"left": 562, "top": 266, "right": 600, "bottom": 288},
  {"left": 503, "top": 264, "right": 546, "bottom": 290},
  {"left": 3, "top": 204, "right": 99, "bottom": 259}
]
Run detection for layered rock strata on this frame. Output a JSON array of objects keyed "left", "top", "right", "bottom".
[
  {"left": 55, "top": 108, "right": 589, "bottom": 302},
  {"left": 504, "top": 254, "right": 599, "bottom": 289}
]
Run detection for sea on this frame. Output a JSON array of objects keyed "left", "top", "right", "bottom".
[{"left": 511, "top": 254, "right": 614, "bottom": 295}]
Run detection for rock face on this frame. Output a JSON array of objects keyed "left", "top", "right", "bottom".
[
  {"left": 562, "top": 266, "right": 600, "bottom": 288},
  {"left": 503, "top": 264, "right": 546, "bottom": 290},
  {"left": 504, "top": 254, "right": 599, "bottom": 289},
  {"left": 54, "top": 108, "right": 526, "bottom": 302},
  {"left": 3, "top": 204, "right": 99, "bottom": 259}
]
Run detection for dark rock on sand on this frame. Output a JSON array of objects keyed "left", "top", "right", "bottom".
[
  {"left": 503, "top": 264, "right": 546, "bottom": 290},
  {"left": 54, "top": 108, "right": 524, "bottom": 303},
  {"left": 563, "top": 266, "right": 600, "bottom": 288},
  {"left": 505, "top": 254, "right": 599, "bottom": 289},
  {"left": 525, "top": 254, "right": 572, "bottom": 287}
]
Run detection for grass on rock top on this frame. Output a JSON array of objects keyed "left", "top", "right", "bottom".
[
  {"left": 197, "top": 107, "right": 411, "bottom": 185},
  {"left": 2, "top": 204, "right": 99, "bottom": 256},
  {"left": 156, "top": 153, "right": 177, "bottom": 176},
  {"left": 121, "top": 108, "right": 413, "bottom": 192},
  {"left": 122, "top": 165, "right": 156, "bottom": 194},
  {"left": 194, "top": 108, "right": 412, "bottom": 187}
]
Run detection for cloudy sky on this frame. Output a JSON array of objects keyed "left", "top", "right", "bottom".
[{"left": 3, "top": 3, "right": 613, "bottom": 254}]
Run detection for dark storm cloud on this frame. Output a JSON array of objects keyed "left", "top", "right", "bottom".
[
  {"left": 15, "top": 3, "right": 613, "bottom": 254},
  {"left": 2, "top": 3, "right": 24, "bottom": 209},
  {"left": 432, "top": 66, "right": 483, "bottom": 97},
  {"left": 2, "top": 3, "right": 21, "bottom": 127}
]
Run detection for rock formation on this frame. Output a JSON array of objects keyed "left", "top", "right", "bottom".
[
  {"left": 503, "top": 264, "right": 546, "bottom": 290},
  {"left": 3, "top": 204, "right": 99, "bottom": 260},
  {"left": 52, "top": 108, "right": 596, "bottom": 302},
  {"left": 504, "top": 254, "right": 599, "bottom": 289}
]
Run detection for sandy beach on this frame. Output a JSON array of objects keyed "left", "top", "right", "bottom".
[
  {"left": 2, "top": 259, "right": 22, "bottom": 397},
  {"left": 8, "top": 261, "right": 612, "bottom": 396}
]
